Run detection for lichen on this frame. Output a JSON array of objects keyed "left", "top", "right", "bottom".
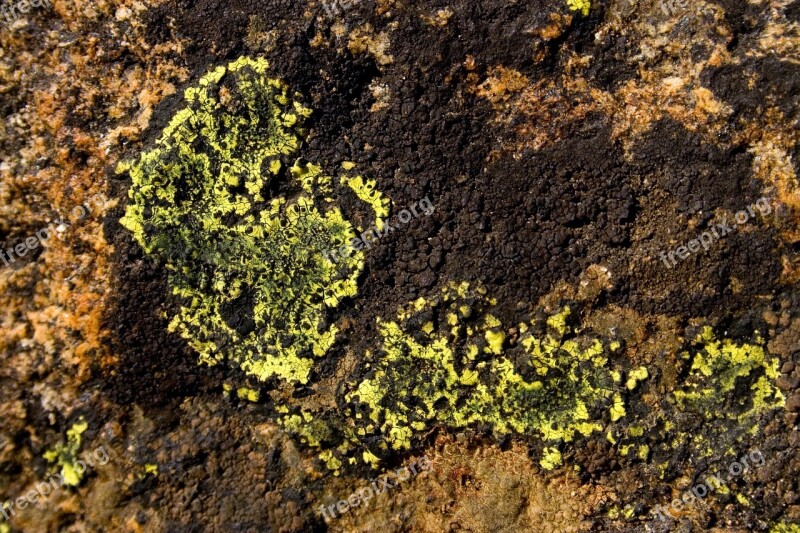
[
  {"left": 278, "top": 409, "right": 332, "bottom": 449},
  {"left": 340, "top": 283, "right": 624, "bottom": 466},
  {"left": 566, "top": 0, "right": 590, "bottom": 16},
  {"left": 117, "top": 57, "right": 385, "bottom": 385},
  {"left": 673, "top": 326, "right": 784, "bottom": 419},
  {"left": 339, "top": 174, "right": 389, "bottom": 228},
  {"left": 236, "top": 387, "right": 260, "bottom": 402},
  {"left": 626, "top": 325, "right": 785, "bottom": 469},
  {"left": 540, "top": 447, "right": 563, "bottom": 470},
  {"left": 43, "top": 418, "right": 89, "bottom": 487},
  {"left": 115, "top": 56, "right": 788, "bottom": 489},
  {"left": 771, "top": 523, "right": 800, "bottom": 533}
]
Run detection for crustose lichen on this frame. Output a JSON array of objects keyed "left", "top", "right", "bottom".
[{"left": 118, "top": 57, "right": 386, "bottom": 384}]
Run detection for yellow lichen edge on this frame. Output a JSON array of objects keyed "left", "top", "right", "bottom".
[
  {"left": 626, "top": 366, "right": 648, "bottom": 390},
  {"left": 341, "top": 283, "right": 624, "bottom": 467},
  {"left": 540, "top": 447, "right": 563, "bottom": 470},
  {"left": 270, "top": 286, "right": 784, "bottom": 473},
  {"left": 771, "top": 523, "right": 800, "bottom": 533},
  {"left": 117, "top": 56, "right": 387, "bottom": 385},
  {"left": 237, "top": 387, "right": 260, "bottom": 402},
  {"left": 43, "top": 418, "right": 89, "bottom": 487},
  {"left": 673, "top": 326, "right": 784, "bottom": 419},
  {"left": 340, "top": 174, "right": 390, "bottom": 229},
  {"left": 566, "top": 0, "right": 590, "bottom": 16},
  {"left": 278, "top": 409, "right": 334, "bottom": 451}
]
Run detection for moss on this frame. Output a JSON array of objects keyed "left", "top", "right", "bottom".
[
  {"left": 118, "top": 57, "right": 386, "bottom": 385},
  {"left": 43, "top": 418, "right": 89, "bottom": 487}
]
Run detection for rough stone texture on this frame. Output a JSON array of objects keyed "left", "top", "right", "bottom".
[{"left": 0, "top": 0, "right": 798, "bottom": 531}]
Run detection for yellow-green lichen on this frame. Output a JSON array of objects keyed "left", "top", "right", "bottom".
[
  {"left": 771, "top": 523, "right": 800, "bottom": 533},
  {"left": 340, "top": 174, "right": 390, "bottom": 228},
  {"left": 637, "top": 444, "right": 649, "bottom": 460},
  {"left": 236, "top": 387, "right": 260, "bottom": 402},
  {"left": 341, "top": 284, "right": 623, "bottom": 466},
  {"left": 610, "top": 393, "right": 626, "bottom": 422},
  {"left": 628, "top": 426, "right": 644, "bottom": 437},
  {"left": 631, "top": 326, "right": 788, "bottom": 470},
  {"left": 540, "top": 447, "right": 563, "bottom": 470},
  {"left": 673, "top": 327, "right": 784, "bottom": 419},
  {"left": 319, "top": 449, "right": 342, "bottom": 472},
  {"left": 118, "top": 57, "right": 385, "bottom": 385},
  {"left": 43, "top": 418, "right": 89, "bottom": 487},
  {"left": 277, "top": 409, "right": 333, "bottom": 450},
  {"left": 567, "top": 0, "right": 590, "bottom": 16},
  {"left": 626, "top": 366, "right": 648, "bottom": 390}
]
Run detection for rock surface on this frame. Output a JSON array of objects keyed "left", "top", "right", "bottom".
[{"left": 0, "top": 0, "right": 799, "bottom": 531}]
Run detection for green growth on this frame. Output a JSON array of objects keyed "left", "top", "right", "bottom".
[{"left": 118, "top": 57, "right": 386, "bottom": 385}]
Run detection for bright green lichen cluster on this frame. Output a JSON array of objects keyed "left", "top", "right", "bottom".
[
  {"left": 340, "top": 283, "right": 623, "bottom": 468},
  {"left": 673, "top": 326, "right": 784, "bottom": 419},
  {"left": 566, "top": 0, "right": 590, "bottom": 16},
  {"left": 43, "top": 418, "right": 89, "bottom": 487},
  {"left": 118, "top": 57, "right": 386, "bottom": 384}
]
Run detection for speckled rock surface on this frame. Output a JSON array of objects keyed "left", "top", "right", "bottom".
[{"left": 1, "top": 0, "right": 799, "bottom": 531}]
